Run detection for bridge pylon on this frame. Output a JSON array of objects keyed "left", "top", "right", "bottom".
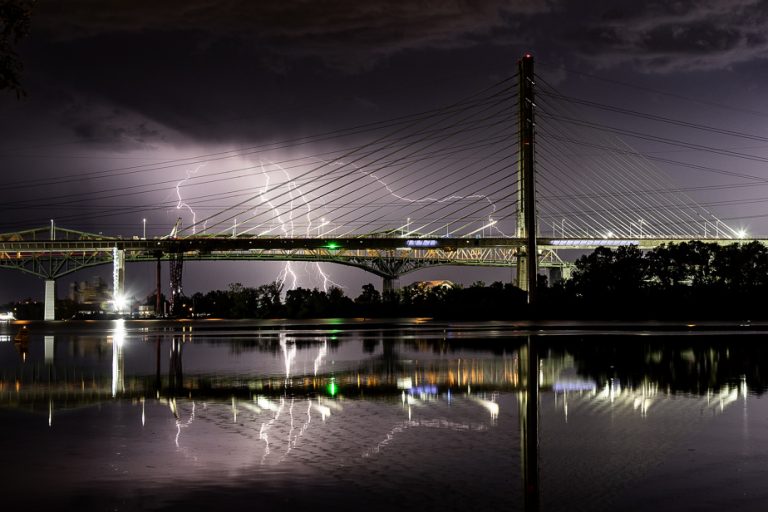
[
  {"left": 169, "top": 251, "right": 184, "bottom": 316},
  {"left": 516, "top": 53, "right": 538, "bottom": 304}
]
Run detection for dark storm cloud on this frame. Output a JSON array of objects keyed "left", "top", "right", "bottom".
[
  {"left": 36, "top": 0, "right": 546, "bottom": 69},
  {"left": 20, "top": 0, "right": 549, "bottom": 147},
  {"left": 17, "top": 0, "right": 768, "bottom": 151},
  {"left": 558, "top": 0, "right": 768, "bottom": 72},
  {"left": 60, "top": 99, "right": 168, "bottom": 149}
]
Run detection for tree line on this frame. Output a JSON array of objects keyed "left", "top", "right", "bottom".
[
  {"left": 172, "top": 280, "right": 529, "bottom": 319},
  {"left": 545, "top": 241, "right": 768, "bottom": 319}
]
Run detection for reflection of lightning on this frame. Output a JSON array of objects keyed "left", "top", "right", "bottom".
[
  {"left": 280, "top": 333, "right": 296, "bottom": 383},
  {"left": 363, "top": 417, "right": 488, "bottom": 458},
  {"left": 280, "top": 397, "right": 296, "bottom": 462},
  {"left": 175, "top": 165, "right": 205, "bottom": 235},
  {"left": 313, "top": 339, "right": 328, "bottom": 376},
  {"left": 258, "top": 396, "right": 284, "bottom": 464},
  {"left": 169, "top": 399, "right": 196, "bottom": 449},
  {"left": 293, "top": 399, "right": 312, "bottom": 446},
  {"left": 318, "top": 158, "right": 508, "bottom": 238}
]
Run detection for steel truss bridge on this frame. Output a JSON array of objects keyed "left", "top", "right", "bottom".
[{"left": 0, "top": 225, "right": 752, "bottom": 285}]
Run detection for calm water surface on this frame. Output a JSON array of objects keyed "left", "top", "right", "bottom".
[{"left": 1, "top": 320, "right": 767, "bottom": 511}]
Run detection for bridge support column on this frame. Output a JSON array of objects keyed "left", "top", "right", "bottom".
[
  {"left": 516, "top": 254, "right": 529, "bottom": 291},
  {"left": 155, "top": 255, "right": 162, "bottom": 316},
  {"left": 169, "top": 252, "right": 184, "bottom": 316},
  {"left": 44, "top": 279, "right": 56, "bottom": 321},
  {"left": 383, "top": 276, "right": 398, "bottom": 295},
  {"left": 112, "top": 247, "right": 126, "bottom": 312}
]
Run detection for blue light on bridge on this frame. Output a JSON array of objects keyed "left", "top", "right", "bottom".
[{"left": 405, "top": 239, "right": 439, "bottom": 248}]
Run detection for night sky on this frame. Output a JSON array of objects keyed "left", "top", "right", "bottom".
[{"left": 2, "top": 0, "right": 768, "bottom": 302}]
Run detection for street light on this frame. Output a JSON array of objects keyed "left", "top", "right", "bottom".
[{"left": 142, "top": 218, "right": 146, "bottom": 239}]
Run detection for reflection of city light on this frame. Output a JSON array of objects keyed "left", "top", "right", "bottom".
[
  {"left": 257, "top": 396, "right": 280, "bottom": 412},
  {"left": 313, "top": 403, "right": 331, "bottom": 421},
  {"left": 469, "top": 396, "right": 499, "bottom": 420},
  {"left": 397, "top": 377, "right": 413, "bottom": 390},
  {"left": 326, "top": 379, "right": 338, "bottom": 397},
  {"left": 111, "top": 319, "right": 126, "bottom": 397},
  {"left": 553, "top": 380, "right": 597, "bottom": 392}
]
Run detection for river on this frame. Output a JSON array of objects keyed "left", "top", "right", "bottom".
[{"left": 1, "top": 319, "right": 766, "bottom": 511}]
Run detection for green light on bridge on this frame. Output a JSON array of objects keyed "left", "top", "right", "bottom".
[{"left": 324, "top": 241, "right": 340, "bottom": 250}]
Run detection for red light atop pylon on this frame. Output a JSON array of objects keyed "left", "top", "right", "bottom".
[{"left": 524, "top": 52, "right": 532, "bottom": 59}]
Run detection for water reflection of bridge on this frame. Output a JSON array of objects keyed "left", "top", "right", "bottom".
[{"left": 0, "top": 331, "right": 753, "bottom": 418}]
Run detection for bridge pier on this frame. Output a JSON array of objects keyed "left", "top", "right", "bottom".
[
  {"left": 383, "top": 276, "right": 399, "bottom": 295},
  {"left": 516, "top": 253, "right": 529, "bottom": 292},
  {"left": 112, "top": 248, "right": 126, "bottom": 312},
  {"left": 155, "top": 255, "right": 162, "bottom": 316},
  {"left": 44, "top": 279, "right": 56, "bottom": 320}
]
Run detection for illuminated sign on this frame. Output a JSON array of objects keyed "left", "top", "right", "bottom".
[{"left": 405, "top": 239, "right": 439, "bottom": 248}]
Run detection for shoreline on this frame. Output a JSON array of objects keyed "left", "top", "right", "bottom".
[{"left": 3, "top": 317, "right": 767, "bottom": 333}]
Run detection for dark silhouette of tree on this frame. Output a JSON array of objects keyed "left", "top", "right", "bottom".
[
  {"left": 0, "top": 0, "right": 33, "bottom": 97},
  {"left": 571, "top": 245, "right": 648, "bottom": 302},
  {"left": 356, "top": 283, "right": 381, "bottom": 305}
]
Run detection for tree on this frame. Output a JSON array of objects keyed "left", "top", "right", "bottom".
[
  {"left": 571, "top": 245, "right": 648, "bottom": 303},
  {"left": 356, "top": 283, "right": 381, "bottom": 305},
  {"left": 0, "top": 0, "right": 33, "bottom": 97}
]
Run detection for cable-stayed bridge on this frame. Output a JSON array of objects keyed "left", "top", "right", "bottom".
[{"left": 0, "top": 54, "right": 757, "bottom": 318}]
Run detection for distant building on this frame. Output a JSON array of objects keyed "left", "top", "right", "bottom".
[
  {"left": 409, "top": 280, "right": 455, "bottom": 291},
  {"left": 404, "top": 280, "right": 456, "bottom": 299},
  {"left": 138, "top": 305, "right": 155, "bottom": 319},
  {"left": 68, "top": 276, "right": 138, "bottom": 316},
  {"left": 69, "top": 276, "right": 112, "bottom": 310}
]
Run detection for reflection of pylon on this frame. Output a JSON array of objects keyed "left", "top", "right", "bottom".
[
  {"left": 169, "top": 251, "right": 184, "bottom": 316},
  {"left": 169, "top": 337, "right": 183, "bottom": 391}
]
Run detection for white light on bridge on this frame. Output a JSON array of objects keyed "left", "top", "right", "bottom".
[
  {"left": 736, "top": 229, "right": 748, "bottom": 239},
  {"left": 550, "top": 239, "right": 639, "bottom": 247}
]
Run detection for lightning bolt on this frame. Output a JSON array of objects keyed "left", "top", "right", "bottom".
[
  {"left": 175, "top": 165, "right": 205, "bottom": 235},
  {"left": 247, "top": 160, "right": 342, "bottom": 292},
  {"left": 316, "top": 158, "right": 508, "bottom": 238}
]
